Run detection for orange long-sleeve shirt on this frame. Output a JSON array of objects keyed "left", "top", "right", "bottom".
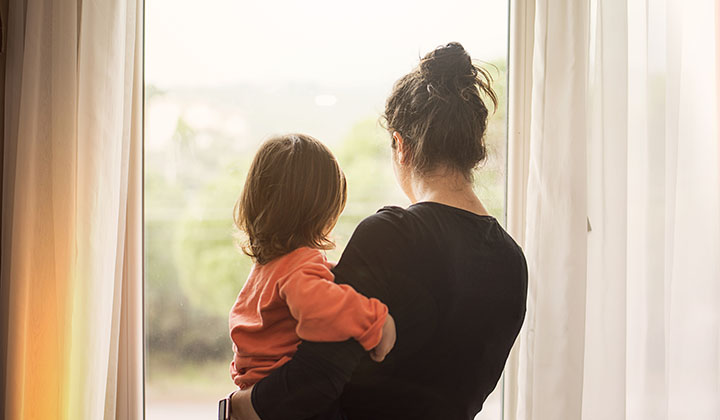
[{"left": 228, "top": 247, "right": 388, "bottom": 389}]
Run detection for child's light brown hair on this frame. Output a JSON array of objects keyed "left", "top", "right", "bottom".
[{"left": 234, "top": 134, "right": 347, "bottom": 264}]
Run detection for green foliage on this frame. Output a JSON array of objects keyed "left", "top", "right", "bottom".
[
  {"left": 145, "top": 168, "right": 238, "bottom": 361},
  {"left": 336, "top": 118, "right": 403, "bottom": 206},
  {"left": 172, "top": 117, "right": 196, "bottom": 150},
  {"left": 474, "top": 59, "right": 507, "bottom": 221},
  {"left": 145, "top": 83, "right": 166, "bottom": 100},
  {"left": 173, "top": 171, "right": 252, "bottom": 318},
  {"left": 145, "top": 117, "right": 251, "bottom": 365}
]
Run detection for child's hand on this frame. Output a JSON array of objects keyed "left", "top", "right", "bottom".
[{"left": 370, "top": 314, "right": 396, "bottom": 362}]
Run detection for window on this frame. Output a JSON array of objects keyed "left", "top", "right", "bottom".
[{"left": 144, "top": 1, "right": 509, "bottom": 418}]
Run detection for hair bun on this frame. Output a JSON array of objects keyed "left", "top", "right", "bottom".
[{"left": 419, "top": 42, "right": 474, "bottom": 82}]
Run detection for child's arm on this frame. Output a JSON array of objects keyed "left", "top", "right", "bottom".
[{"left": 277, "top": 256, "right": 389, "bottom": 352}]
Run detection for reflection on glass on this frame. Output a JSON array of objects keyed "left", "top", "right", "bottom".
[{"left": 144, "top": 1, "right": 508, "bottom": 419}]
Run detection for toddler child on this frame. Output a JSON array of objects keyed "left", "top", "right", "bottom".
[{"left": 228, "top": 133, "right": 396, "bottom": 393}]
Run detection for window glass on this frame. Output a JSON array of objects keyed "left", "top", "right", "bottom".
[{"left": 145, "top": 1, "right": 509, "bottom": 418}]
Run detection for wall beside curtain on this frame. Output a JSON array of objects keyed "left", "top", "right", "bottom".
[{"left": 0, "top": 0, "right": 143, "bottom": 419}]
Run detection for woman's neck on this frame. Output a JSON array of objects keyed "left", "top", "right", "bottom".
[{"left": 406, "top": 169, "right": 490, "bottom": 217}]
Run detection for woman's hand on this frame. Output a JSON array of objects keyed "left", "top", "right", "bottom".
[
  {"left": 230, "top": 386, "right": 261, "bottom": 420},
  {"left": 370, "top": 314, "right": 396, "bottom": 362}
]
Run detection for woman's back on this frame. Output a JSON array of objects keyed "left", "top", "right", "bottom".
[
  {"left": 332, "top": 202, "right": 528, "bottom": 419},
  {"left": 246, "top": 43, "right": 528, "bottom": 420}
]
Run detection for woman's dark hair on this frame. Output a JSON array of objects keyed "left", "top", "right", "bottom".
[
  {"left": 234, "top": 134, "right": 347, "bottom": 264},
  {"left": 382, "top": 42, "right": 498, "bottom": 178}
]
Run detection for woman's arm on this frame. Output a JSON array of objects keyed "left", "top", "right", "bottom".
[
  {"left": 252, "top": 339, "right": 366, "bottom": 419},
  {"left": 228, "top": 339, "right": 365, "bottom": 420}
]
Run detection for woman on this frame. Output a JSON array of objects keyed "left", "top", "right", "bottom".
[{"left": 229, "top": 42, "right": 528, "bottom": 420}]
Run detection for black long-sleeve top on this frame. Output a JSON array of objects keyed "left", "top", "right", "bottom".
[{"left": 251, "top": 202, "right": 528, "bottom": 420}]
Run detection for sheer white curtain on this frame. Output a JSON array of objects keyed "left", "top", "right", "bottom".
[
  {"left": 507, "top": 0, "right": 590, "bottom": 418},
  {"left": 1, "top": 0, "right": 143, "bottom": 419},
  {"left": 506, "top": 0, "right": 720, "bottom": 419}
]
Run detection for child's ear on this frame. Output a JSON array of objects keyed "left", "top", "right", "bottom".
[{"left": 392, "top": 132, "right": 407, "bottom": 164}]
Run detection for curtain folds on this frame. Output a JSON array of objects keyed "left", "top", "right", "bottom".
[
  {"left": 582, "top": 0, "right": 628, "bottom": 418},
  {"left": 513, "top": 1, "right": 590, "bottom": 419},
  {"left": 506, "top": 0, "right": 720, "bottom": 419},
  {"left": 1, "top": 1, "right": 143, "bottom": 419}
]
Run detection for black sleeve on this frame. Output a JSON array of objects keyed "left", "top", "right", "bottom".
[
  {"left": 251, "top": 339, "right": 365, "bottom": 420},
  {"left": 250, "top": 210, "right": 403, "bottom": 420}
]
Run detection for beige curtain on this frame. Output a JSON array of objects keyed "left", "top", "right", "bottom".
[
  {"left": 1, "top": 0, "right": 143, "bottom": 419},
  {"left": 512, "top": 0, "right": 591, "bottom": 418},
  {"left": 506, "top": 0, "right": 720, "bottom": 419}
]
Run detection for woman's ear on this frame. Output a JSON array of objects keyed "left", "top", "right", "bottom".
[{"left": 392, "top": 132, "right": 407, "bottom": 164}]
